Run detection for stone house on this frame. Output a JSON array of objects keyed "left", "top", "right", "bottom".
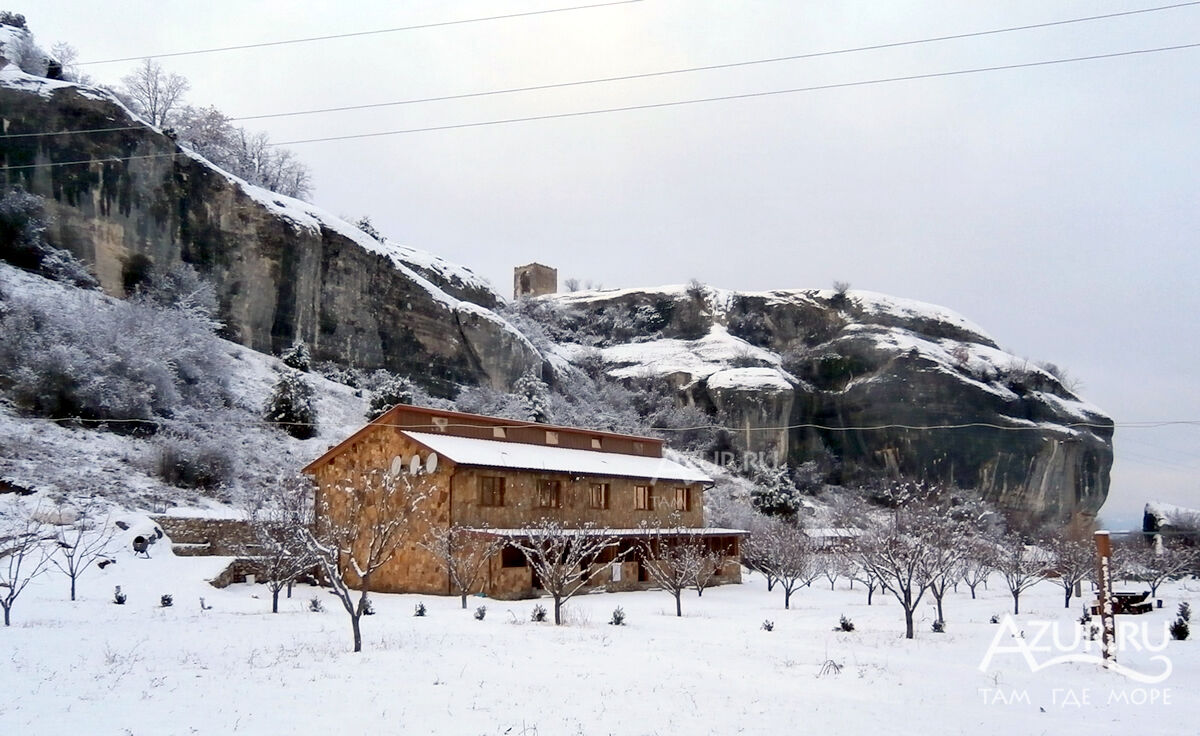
[{"left": 302, "top": 405, "right": 743, "bottom": 599}]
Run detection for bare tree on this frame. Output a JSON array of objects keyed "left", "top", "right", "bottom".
[
  {"left": 742, "top": 515, "right": 785, "bottom": 591},
  {"left": 420, "top": 525, "right": 506, "bottom": 609},
  {"left": 755, "top": 523, "right": 819, "bottom": 609},
  {"left": 119, "top": 58, "right": 190, "bottom": 127},
  {"left": 509, "top": 521, "right": 617, "bottom": 625},
  {"left": 1124, "top": 539, "right": 1198, "bottom": 598},
  {"left": 49, "top": 505, "right": 115, "bottom": 601},
  {"left": 299, "top": 469, "right": 433, "bottom": 652},
  {"left": 818, "top": 550, "right": 847, "bottom": 590},
  {"left": 960, "top": 541, "right": 996, "bottom": 599},
  {"left": 244, "top": 475, "right": 318, "bottom": 613},
  {"left": 846, "top": 559, "right": 882, "bottom": 605},
  {"left": 1, "top": 507, "right": 53, "bottom": 626},
  {"left": 853, "top": 509, "right": 942, "bottom": 639},
  {"left": 639, "top": 528, "right": 707, "bottom": 617},
  {"left": 995, "top": 532, "right": 1049, "bottom": 615},
  {"left": 690, "top": 542, "right": 725, "bottom": 597},
  {"left": 1046, "top": 530, "right": 1095, "bottom": 608},
  {"left": 50, "top": 42, "right": 91, "bottom": 84}
]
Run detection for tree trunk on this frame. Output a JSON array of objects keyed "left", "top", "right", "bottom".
[
  {"left": 287, "top": 580, "right": 293, "bottom": 598},
  {"left": 554, "top": 597, "right": 563, "bottom": 625},
  {"left": 867, "top": 585, "right": 874, "bottom": 606},
  {"left": 3, "top": 604, "right": 10, "bottom": 626},
  {"left": 351, "top": 612, "right": 362, "bottom": 652},
  {"left": 1064, "top": 587, "right": 1072, "bottom": 608},
  {"left": 968, "top": 584, "right": 977, "bottom": 599},
  {"left": 1013, "top": 592, "right": 1020, "bottom": 615},
  {"left": 272, "top": 586, "right": 281, "bottom": 613},
  {"left": 461, "top": 592, "right": 468, "bottom": 609},
  {"left": 784, "top": 587, "right": 792, "bottom": 609},
  {"left": 935, "top": 595, "right": 944, "bottom": 624},
  {"left": 904, "top": 608, "right": 914, "bottom": 639},
  {"left": 675, "top": 591, "right": 682, "bottom": 617},
  {"left": 70, "top": 576, "right": 77, "bottom": 602}
]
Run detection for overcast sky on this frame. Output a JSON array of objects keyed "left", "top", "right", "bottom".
[{"left": 28, "top": 0, "right": 1200, "bottom": 527}]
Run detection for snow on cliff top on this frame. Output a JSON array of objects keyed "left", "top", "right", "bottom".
[
  {"left": 707, "top": 367, "right": 794, "bottom": 392},
  {"left": 548, "top": 285, "right": 993, "bottom": 344},
  {"left": 596, "top": 325, "right": 782, "bottom": 382},
  {"left": 0, "top": 55, "right": 502, "bottom": 313},
  {"left": 1145, "top": 501, "right": 1200, "bottom": 526}
]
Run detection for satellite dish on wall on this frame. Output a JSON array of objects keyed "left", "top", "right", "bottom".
[
  {"left": 409, "top": 455, "right": 422, "bottom": 475},
  {"left": 424, "top": 453, "right": 438, "bottom": 474},
  {"left": 389, "top": 456, "right": 404, "bottom": 477}
]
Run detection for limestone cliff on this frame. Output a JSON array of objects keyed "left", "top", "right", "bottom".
[
  {"left": 543, "top": 285, "right": 1113, "bottom": 523},
  {"left": 0, "top": 67, "right": 539, "bottom": 394}
]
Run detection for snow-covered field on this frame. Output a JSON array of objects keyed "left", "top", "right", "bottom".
[{"left": 2, "top": 527, "right": 1195, "bottom": 736}]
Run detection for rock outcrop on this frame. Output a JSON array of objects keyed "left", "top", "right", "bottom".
[
  {"left": 0, "top": 70, "right": 540, "bottom": 393},
  {"left": 543, "top": 285, "right": 1113, "bottom": 523}
]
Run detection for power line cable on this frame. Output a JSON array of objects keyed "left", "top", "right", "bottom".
[
  {"left": 76, "top": 0, "right": 645, "bottom": 65},
  {"left": 232, "top": 1, "right": 1200, "bottom": 122},
  {"left": 4, "top": 40, "right": 1197, "bottom": 172},
  {"left": 10, "top": 416, "right": 1200, "bottom": 432},
  {"left": 265, "top": 42, "right": 1200, "bottom": 145},
  {"left": 11, "top": 2, "right": 1199, "bottom": 141}
]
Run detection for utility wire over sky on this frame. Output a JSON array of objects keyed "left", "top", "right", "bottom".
[
  {"left": 2, "top": 39, "right": 1197, "bottom": 171},
  {"left": 74, "top": 0, "right": 645, "bottom": 65},
  {"left": 8, "top": 0, "right": 1198, "bottom": 142}
]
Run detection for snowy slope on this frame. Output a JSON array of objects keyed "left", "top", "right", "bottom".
[{"left": 0, "top": 264, "right": 368, "bottom": 510}]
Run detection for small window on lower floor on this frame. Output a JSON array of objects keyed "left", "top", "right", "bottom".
[
  {"left": 538, "top": 479, "right": 562, "bottom": 508},
  {"left": 635, "top": 484, "right": 654, "bottom": 511},
  {"left": 674, "top": 487, "right": 691, "bottom": 512},
  {"left": 590, "top": 483, "right": 610, "bottom": 509},
  {"left": 479, "top": 476, "right": 505, "bottom": 506}
]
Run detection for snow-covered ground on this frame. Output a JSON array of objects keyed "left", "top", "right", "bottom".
[{"left": 2, "top": 526, "right": 1194, "bottom": 735}]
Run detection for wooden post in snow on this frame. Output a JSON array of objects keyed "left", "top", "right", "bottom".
[{"left": 1094, "top": 530, "right": 1116, "bottom": 666}]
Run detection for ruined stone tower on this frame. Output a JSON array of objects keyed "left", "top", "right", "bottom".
[{"left": 513, "top": 263, "right": 557, "bottom": 299}]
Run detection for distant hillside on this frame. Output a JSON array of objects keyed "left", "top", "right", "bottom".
[{"left": 535, "top": 283, "right": 1113, "bottom": 524}]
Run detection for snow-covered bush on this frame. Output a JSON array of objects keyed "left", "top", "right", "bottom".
[
  {"left": 608, "top": 606, "right": 626, "bottom": 626},
  {"left": 367, "top": 373, "right": 414, "bottom": 420},
  {"left": 0, "top": 11, "right": 27, "bottom": 28},
  {"left": 0, "top": 285, "right": 227, "bottom": 428},
  {"left": 113, "top": 586, "right": 126, "bottom": 605},
  {"left": 837, "top": 615, "right": 855, "bottom": 632},
  {"left": 761, "top": 620, "right": 774, "bottom": 632},
  {"left": 414, "top": 602, "right": 426, "bottom": 617},
  {"left": 264, "top": 370, "right": 317, "bottom": 439},
  {"left": 473, "top": 605, "right": 487, "bottom": 621},
  {"left": 154, "top": 429, "right": 234, "bottom": 490},
  {"left": 354, "top": 216, "right": 382, "bottom": 241},
  {"left": 513, "top": 370, "right": 551, "bottom": 423},
  {"left": 1171, "top": 618, "right": 1189, "bottom": 641},
  {"left": 308, "top": 596, "right": 324, "bottom": 613},
  {"left": 931, "top": 619, "right": 945, "bottom": 633},
  {"left": 531, "top": 604, "right": 547, "bottom": 622},
  {"left": 280, "top": 341, "right": 311, "bottom": 372},
  {"left": 160, "top": 594, "right": 174, "bottom": 608},
  {"left": 0, "top": 188, "right": 97, "bottom": 289},
  {"left": 748, "top": 460, "right": 800, "bottom": 520},
  {"left": 134, "top": 263, "right": 219, "bottom": 326}
]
